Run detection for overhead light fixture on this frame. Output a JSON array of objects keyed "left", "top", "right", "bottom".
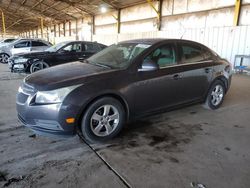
[{"left": 100, "top": 6, "right": 107, "bottom": 13}]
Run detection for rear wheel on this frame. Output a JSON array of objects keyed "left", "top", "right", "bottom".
[
  {"left": 204, "top": 80, "right": 225, "bottom": 110},
  {"left": 0, "top": 53, "right": 10, "bottom": 64},
  {"left": 30, "top": 61, "right": 49, "bottom": 73},
  {"left": 81, "top": 97, "right": 125, "bottom": 143}
]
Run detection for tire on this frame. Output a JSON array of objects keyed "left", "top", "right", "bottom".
[
  {"left": 30, "top": 61, "right": 49, "bottom": 73},
  {"left": 204, "top": 80, "right": 225, "bottom": 110},
  {"left": 81, "top": 97, "right": 125, "bottom": 143},
  {"left": 0, "top": 53, "right": 10, "bottom": 64}
]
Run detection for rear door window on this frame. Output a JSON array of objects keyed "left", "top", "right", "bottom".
[
  {"left": 32, "top": 41, "right": 48, "bottom": 47},
  {"left": 84, "top": 43, "right": 100, "bottom": 52},
  {"left": 98, "top": 44, "right": 107, "bottom": 50},
  {"left": 14, "top": 41, "right": 31, "bottom": 48},
  {"left": 179, "top": 43, "right": 212, "bottom": 63}
]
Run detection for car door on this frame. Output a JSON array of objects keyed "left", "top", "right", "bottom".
[
  {"left": 54, "top": 42, "right": 82, "bottom": 65},
  {"left": 174, "top": 42, "right": 215, "bottom": 103},
  {"left": 134, "top": 42, "right": 185, "bottom": 115},
  {"left": 11, "top": 40, "right": 31, "bottom": 55},
  {"left": 31, "top": 41, "right": 49, "bottom": 52}
]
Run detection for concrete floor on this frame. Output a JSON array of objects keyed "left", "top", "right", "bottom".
[{"left": 0, "top": 63, "right": 250, "bottom": 188}]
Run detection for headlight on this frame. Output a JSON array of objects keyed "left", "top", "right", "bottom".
[
  {"left": 35, "top": 85, "right": 81, "bottom": 104},
  {"left": 14, "top": 57, "right": 29, "bottom": 64}
]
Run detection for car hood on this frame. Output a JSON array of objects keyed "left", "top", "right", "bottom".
[
  {"left": 15, "top": 51, "right": 53, "bottom": 58},
  {"left": 0, "top": 44, "right": 10, "bottom": 51},
  {"left": 24, "top": 61, "right": 115, "bottom": 90}
]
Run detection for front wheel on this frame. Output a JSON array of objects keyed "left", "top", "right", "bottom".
[
  {"left": 30, "top": 61, "right": 49, "bottom": 73},
  {"left": 81, "top": 97, "right": 125, "bottom": 143},
  {"left": 204, "top": 80, "right": 225, "bottom": 110},
  {"left": 0, "top": 53, "right": 10, "bottom": 64}
]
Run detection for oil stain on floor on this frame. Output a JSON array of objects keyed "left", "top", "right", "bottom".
[{"left": 99, "top": 114, "right": 204, "bottom": 165}]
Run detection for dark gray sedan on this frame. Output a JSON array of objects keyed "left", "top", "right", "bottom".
[{"left": 16, "top": 39, "right": 232, "bottom": 143}]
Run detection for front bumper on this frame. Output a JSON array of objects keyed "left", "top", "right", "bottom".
[
  {"left": 8, "top": 59, "right": 27, "bottom": 73},
  {"left": 16, "top": 83, "right": 79, "bottom": 137}
]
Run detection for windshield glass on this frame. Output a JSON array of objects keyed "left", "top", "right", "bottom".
[
  {"left": 4, "top": 39, "right": 16, "bottom": 43},
  {"left": 87, "top": 43, "right": 151, "bottom": 69},
  {"left": 45, "top": 41, "right": 68, "bottom": 52}
]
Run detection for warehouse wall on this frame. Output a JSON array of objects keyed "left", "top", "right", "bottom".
[
  {"left": 91, "top": 0, "right": 250, "bottom": 64},
  {"left": 92, "top": 0, "right": 250, "bottom": 34},
  {"left": 93, "top": 25, "right": 250, "bottom": 65},
  {"left": 20, "top": 0, "right": 250, "bottom": 64}
]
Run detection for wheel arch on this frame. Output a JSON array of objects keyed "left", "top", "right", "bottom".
[
  {"left": 0, "top": 52, "right": 10, "bottom": 56},
  {"left": 205, "top": 75, "right": 229, "bottom": 101},
  {"left": 76, "top": 92, "right": 130, "bottom": 130},
  {"left": 214, "top": 75, "right": 229, "bottom": 92}
]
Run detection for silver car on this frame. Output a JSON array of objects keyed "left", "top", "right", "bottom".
[
  {"left": 0, "top": 39, "right": 51, "bottom": 64},
  {"left": 0, "top": 38, "right": 17, "bottom": 47}
]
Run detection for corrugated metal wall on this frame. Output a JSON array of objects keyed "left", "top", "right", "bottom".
[{"left": 93, "top": 25, "right": 250, "bottom": 65}]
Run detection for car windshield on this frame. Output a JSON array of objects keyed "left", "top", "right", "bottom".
[
  {"left": 87, "top": 43, "right": 151, "bottom": 69},
  {"left": 3, "top": 39, "right": 16, "bottom": 43},
  {"left": 45, "top": 41, "right": 69, "bottom": 52}
]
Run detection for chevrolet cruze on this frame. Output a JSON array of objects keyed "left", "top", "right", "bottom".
[{"left": 16, "top": 39, "right": 232, "bottom": 143}]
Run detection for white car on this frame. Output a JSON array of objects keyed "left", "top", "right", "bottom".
[
  {"left": 0, "top": 38, "right": 17, "bottom": 47},
  {"left": 0, "top": 39, "right": 52, "bottom": 64}
]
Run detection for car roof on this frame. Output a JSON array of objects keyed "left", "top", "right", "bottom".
[{"left": 119, "top": 38, "right": 206, "bottom": 46}]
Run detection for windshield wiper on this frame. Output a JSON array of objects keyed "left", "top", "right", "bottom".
[
  {"left": 95, "top": 63, "right": 112, "bottom": 69},
  {"left": 93, "top": 62, "right": 112, "bottom": 69}
]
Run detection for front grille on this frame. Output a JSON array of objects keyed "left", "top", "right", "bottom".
[{"left": 18, "top": 114, "right": 26, "bottom": 124}]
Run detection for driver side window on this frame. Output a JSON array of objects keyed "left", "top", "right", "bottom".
[{"left": 145, "top": 45, "right": 176, "bottom": 68}]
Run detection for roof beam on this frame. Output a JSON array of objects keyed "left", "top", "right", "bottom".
[
  {"left": 31, "top": 0, "right": 46, "bottom": 9},
  {"left": 56, "top": 0, "right": 94, "bottom": 15},
  {"left": 102, "top": 0, "right": 119, "bottom": 10}
]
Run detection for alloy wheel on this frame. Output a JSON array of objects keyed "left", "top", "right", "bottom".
[
  {"left": 0, "top": 54, "right": 9, "bottom": 64},
  {"left": 90, "top": 105, "right": 120, "bottom": 137},
  {"left": 211, "top": 85, "right": 224, "bottom": 106},
  {"left": 31, "top": 62, "right": 49, "bottom": 73}
]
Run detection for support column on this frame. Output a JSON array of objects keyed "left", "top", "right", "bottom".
[
  {"left": 233, "top": 0, "right": 242, "bottom": 26},
  {"left": 54, "top": 25, "right": 56, "bottom": 37},
  {"left": 69, "top": 21, "right": 71, "bottom": 36},
  {"left": 146, "top": 0, "right": 162, "bottom": 31},
  {"left": 63, "top": 22, "right": 66, "bottom": 36},
  {"left": 117, "top": 9, "right": 121, "bottom": 34},
  {"left": 92, "top": 16, "right": 95, "bottom": 35},
  {"left": 158, "top": 0, "right": 163, "bottom": 30},
  {"left": 40, "top": 17, "right": 44, "bottom": 38},
  {"left": 75, "top": 19, "right": 78, "bottom": 40},
  {"left": 1, "top": 10, "right": 6, "bottom": 37}
]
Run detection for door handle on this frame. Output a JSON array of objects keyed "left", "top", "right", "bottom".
[
  {"left": 173, "top": 74, "right": 182, "bottom": 80},
  {"left": 205, "top": 67, "right": 212, "bottom": 73}
]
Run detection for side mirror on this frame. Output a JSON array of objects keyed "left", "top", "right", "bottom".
[{"left": 138, "top": 59, "right": 158, "bottom": 72}]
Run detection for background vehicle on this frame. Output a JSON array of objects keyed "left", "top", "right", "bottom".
[
  {"left": 0, "top": 38, "right": 16, "bottom": 47},
  {"left": 16, "top": 39, "right": 232, "bottom": 143},
  {"left": 0, "top": 38, "right": 51, "bottom": 64},
  {"left": 9, "top": 41, "right": 107, "bottom": 73}
]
